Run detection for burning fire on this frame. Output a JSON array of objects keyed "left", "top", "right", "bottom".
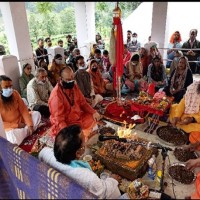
[{"left": 117, "top": 120, "right": 136, "bottom": 138}]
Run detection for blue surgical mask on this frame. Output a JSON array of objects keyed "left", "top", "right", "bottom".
[{"left": 2, "top": 88, "right": 13, "bottom": 97}]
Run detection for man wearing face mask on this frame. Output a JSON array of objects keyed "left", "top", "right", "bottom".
[
  {"left": 127, "top": 32, "right": 141, "bottom": 53},
  {"left": 48, "top": 54, "right": 66, "bottom": 86},
  {"left": 48, "top": 66, "right": 101, "bottom": 141},
  {"left": 74, "top": 55, "right": 103, "bottom": 107},
  {"left": 27, "top": 68, "right": 53, "bottom": 118},
  {"left": 0, "top": 75, "right": 41, "bottom": 145}
]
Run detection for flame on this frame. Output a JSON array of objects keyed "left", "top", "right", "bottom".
[{"left": 117, "top": 122, "right": 136, "bottom": 138}]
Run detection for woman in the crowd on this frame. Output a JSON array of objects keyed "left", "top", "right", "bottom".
[
  {"left": 48, "top": 54, "right": 66, "bottom": 86},
  {"left": 39, "top": 125, "right": 121, "bottom": 199},
  {"left": 169, "top": 50, "right": 183, "bottom": 75},
  {"left": 87, "top": 59, "right": 113, "bottom": 96},
  {"left": 139, "top": 47, "right": 150, "bottom": 77},
  {"left": 166, "top": 31, "right": 182, "bottom": 68},
  {"left": 123, "top": 53, "right": 147, "bottom": 93},
  {"left": 147, "top": 56, "right": 167, "bottom": 92},
  {"left": 163, "top": 56, "right": 193, "bottom": 103},
  {"left": 19, "top": 63, "right": 34, "bottom": 100},
  {"left": 170, "top": 80, "right": 200, "bottom": 135}
]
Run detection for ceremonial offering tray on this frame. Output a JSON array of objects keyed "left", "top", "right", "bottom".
[
  {"left": 168, "top": 163, "right": 196, "bottom": 184},
  {"left": 156, "top": 126, "right": 189, "bottom": 146},
  {"left": 174, "top": 148, "right": 198, "bottom": 162},
  {"left": 94, "top": 137, "right": 156, "bottom": 181}
]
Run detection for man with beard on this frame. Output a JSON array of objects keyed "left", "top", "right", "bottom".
[
  {"left": 27, "top": 68, "right": 53, "bottom": 118},
  {"left": 48, "top": 66, "right": 101, "bottom": 141},
  {"left": 0, "top": 75, "right": 41, "bottom": 145},
  {"left": 35, "top": 38, "right": 49, "bottom": 66}
]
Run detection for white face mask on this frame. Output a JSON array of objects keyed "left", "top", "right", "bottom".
[
  {"left": 132, "top": 37, "right": 137, "bottom": 42},
  {"left": 2, "top": 88, "right": 13, "bottom": 97},
  {"left": 55, "top": 59, "right": 63, "bottom": 65},
  {"left": 79, "top": 65, "right": 87, "bottom": 70}
]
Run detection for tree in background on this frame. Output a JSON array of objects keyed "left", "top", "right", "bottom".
[
  {"left": 59, "top": 7, "right": 76, "bottom": 35},
  {"left": 0, "top": 2, "right": 141, "bottom": 52}
]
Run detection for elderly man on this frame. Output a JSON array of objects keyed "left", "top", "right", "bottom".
[
  {"left": 74, "top": 55, "right": 103, "bottom": 108},
  {"left": 0, "top": 75, "right": 41, "bottom": 145},
  {"left": 48, "top": 66, "right": 101, "bottom": 140},
  {"left": 27, "top": 68, "right": 53, "bottom": 118}
]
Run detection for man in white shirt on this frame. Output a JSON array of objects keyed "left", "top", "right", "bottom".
[{"left": 27, "top": 68, "right": 53, "bottom": 118}]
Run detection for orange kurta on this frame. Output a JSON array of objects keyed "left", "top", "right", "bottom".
[
  {"left": 87, "top": 68, "right": 106, "bottom": 95},
  {"left": 48, "top": 83, "right": 96, "bottom": 138},
  {"left": 0, "top": 90, "right": 33, "bottom": 131}
]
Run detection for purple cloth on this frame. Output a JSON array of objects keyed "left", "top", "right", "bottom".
[{"left": 0, "top": 137, "right": 96, "bottom": 199}]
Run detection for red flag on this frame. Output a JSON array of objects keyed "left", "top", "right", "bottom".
[{"left": 113, "top": 16, "right": 124, "bottom": 78}]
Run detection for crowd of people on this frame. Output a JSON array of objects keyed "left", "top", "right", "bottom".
[{"left": 1, "top": 28, "right": 200, "bottom": 199}]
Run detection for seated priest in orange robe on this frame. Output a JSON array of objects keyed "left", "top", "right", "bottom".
[
  {"left": 0, "top": 75, "right": 41, "bottom": 145},
  {"left": 48, "top": 66, "right": 101, "bottom": 140}
]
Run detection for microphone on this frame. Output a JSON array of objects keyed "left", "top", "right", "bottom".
[{"left": 98, "top": 135, "right": 127, "bottom": 142}]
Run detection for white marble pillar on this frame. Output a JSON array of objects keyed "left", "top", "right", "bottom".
[
  {"left": 0, "top": 2, "right": 35, "bottom": 73},
  {"left": 74, "top": 2, "right": 95, "bottom": 60},
  {"left": 151, "top": 2, "right": 169, "bottom": 62}
]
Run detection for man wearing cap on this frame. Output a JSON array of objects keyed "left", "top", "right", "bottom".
[{"left": 127, "top": 32, "right": 141, "bottom": 53}]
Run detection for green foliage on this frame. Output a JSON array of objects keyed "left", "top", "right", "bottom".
[
  {"left": 36, "top": 2, "right": 55, "bottom": 15},
  {"left": 59, "top": 7, "right": 76, "bottom": 35},
  {"left": 0, "top": 2, "right": 141, "bottom": 53}
]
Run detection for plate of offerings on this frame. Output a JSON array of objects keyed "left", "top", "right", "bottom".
[
  {"left": 174, "top": 148, "right": 198, "bottom": 162},
  {"left": 94, "top": 136, "right": 157, "bottom": 181},
  {"left": 168, "top": 163, "right": 196, "bottom": 184},
  {"left": 156, "top": 126, "right": 189, "bottom": 146}
]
